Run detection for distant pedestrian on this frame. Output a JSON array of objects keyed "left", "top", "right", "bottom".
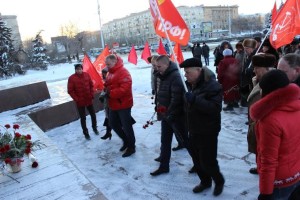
[
  {"left": 193, "top": 43, "right": 202, "bottom": 62},
  {"left": 67, "top": 64, "right": 99, "bottom": 140},
  {"left": 217, "top": 49, "right": 240, "bottom": 111},
  {"left": 202, "top": 42, "right": 210, "bottom": 66}
]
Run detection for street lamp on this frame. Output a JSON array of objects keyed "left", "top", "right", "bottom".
[{"left": 97, "top": 0, "right": 105, "bottom": 48}]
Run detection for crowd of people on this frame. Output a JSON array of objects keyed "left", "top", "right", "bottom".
[{"left": 66, "top": 36, "right": 300, "bottom": 199}]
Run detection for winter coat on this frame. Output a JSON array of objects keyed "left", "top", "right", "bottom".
[
  {"left": 214, "top": 41, "right": 233, "bottom": 67},
  {"left": 293, "top": 76, "right": 300, "bottom": 87},
  {"left": 217, "top": 56, "right": 240, "bottom": 103},
  {"left": 246, "top": 81, "right": 261, "bottom": 154},
  {"left": 105, "top": 56, "right": 133, "bottom": 110},
  {"left": 67, "top": 72, "right": 94, "bottom": 107},
  {"left": 250, "top": 83, "right": 300, "bottom": 195},
  {"left": 240, "top": 50, "right": 256, "bottom": 91},
  {"left": 193, "top": 46, "right": 202, "bottom": 58},
  {"left": 185, "top": 67, "right": 222, "bottom": 135},
  {"left": 202, "top": 45, "right": 210, "bottom": 58},
  {"left": 156, "top": 61, "right": 184, "bottom": 119}
]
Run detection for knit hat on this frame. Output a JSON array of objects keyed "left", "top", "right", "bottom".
[
  {"left": 252, "top": 53, "right": 276, "bottom": 68},
  {"left": 74, "top": 64, "right": 83, "bottom": 69},
  {"left": 243, "top": 38, "right": 257, "bottom": 49},
  {"left": 259, "top": 70, "right": 289, "bottom": 97},
  {"left": 180, "top": 58, "right": 202, "bottom": 68},
  {"left": 223, "top": 49, "right": 232, "bottom": 56}
]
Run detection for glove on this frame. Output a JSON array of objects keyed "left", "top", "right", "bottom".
[
  {"left": 185, "top": 92, "right": 195, "bottom": 104},
  {"left": 258, "top": 194, "right": 273, "bottom": 200}
]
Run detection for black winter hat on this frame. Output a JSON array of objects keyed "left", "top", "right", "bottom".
[
  {"left": 252, "top": 53, "right": 276, "bottom": 68},
  {"left": 259, "top": 70, "right": 289, "bottom": 97},
  {"left": 74, "top": 64, "right": 83, "bottom": 69},
  {"left": 180, "top": 58, "right": 202, "bottom": 68}
]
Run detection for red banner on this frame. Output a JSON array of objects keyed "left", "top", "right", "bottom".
[
  {"left": 270, "top": 0, "right": 300, "bottom": 49},
  {"left": 128, "top": 45, "right": 138, "bottom": 65},
  {"left": 171, "top": 43, "right": 184, "bottom": 64},
  {"left": 93, "top": 45, "right": 110, "bottom": 74},
  {"left": 83, "top": 55, "right": 104, "bottom": 92},
  {"left": 149, "top": 0, "right": 190, "bottom": 46},
  {"left": 156, "top": 38, "right": 167, "bottom": 55},
  {"left": 141, "top": 41, "right": 152, "bottom": 63}
]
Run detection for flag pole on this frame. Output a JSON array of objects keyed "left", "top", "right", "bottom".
[
  {"left": 97, "top": 0, "right": 105, "bottom": 49},
  {"left": 153, "top": 0, "right": 188, "bottom": 92}
]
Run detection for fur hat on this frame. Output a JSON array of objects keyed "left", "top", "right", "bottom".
[
  {"left": 180, "top": 58, "right": 202, "bottom": 68},
  {"left": 223, "top": 49, "right": 232, "bottom": 56},
  {"left": 252, "top": 53, "right": 276, "bottom": 68},
  {"left": 74, "top": 64, "right": 83, "bottom": 69},
  {"left": 242, "top": 38, "right": 257, "bottom": 49},
  {"left": 259, "top": 70, "right": 289, "bottom": 97}
]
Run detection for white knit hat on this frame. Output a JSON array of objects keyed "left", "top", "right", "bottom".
[{"left": 223, "top": 49, "right": 232, "bottom": 56}]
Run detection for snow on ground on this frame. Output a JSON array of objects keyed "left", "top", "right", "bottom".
[{"left": 0, "top": 49, "right": 259, "bottom": 200}]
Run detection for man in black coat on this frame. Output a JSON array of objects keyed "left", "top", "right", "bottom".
[
  {"left": 181, "top": 58, "right": 225, "bottom": 196},
  {"left": 150, "top": 55, "right": 189, "bottom": 176}
]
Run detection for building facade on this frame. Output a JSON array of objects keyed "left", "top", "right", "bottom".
[
  {"left": 101, "top": 5, "right": 239, "bottom": 47},
  {"left": 0, "top": 13, "right": 22, "bottom": 49}
]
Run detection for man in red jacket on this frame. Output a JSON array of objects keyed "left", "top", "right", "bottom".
[
  {"left": 104, "top": 54, "right": 136, "bottom": 157},
  {"left": 67, "top": 64, "right": 99, "bottom": 140}
]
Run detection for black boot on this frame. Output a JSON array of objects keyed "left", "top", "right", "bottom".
[
  {"left": 119, "top": 144, "right": 127, "bottom": 151},
  {"left": 150, "top": 167, "right": 169, "bottom": 176},
  {"left": 192, "top": 183, "right": 212, "bottom": 193},
  {"left": 172, "top": 144, "right": 184, "bottom": 151},
  {"left": 92, "top": 127, "right": 99, "bottom": 135},
  {"left": 122, "top": 148, "right": 136, "bottom": 157},
  {"left": 101, "top": 131, "right": 112, "bottom": 140},
  {"left": 223, "top": 103, "right": 234, "bottom": 111},
  {"left": 83, "top": 130, "right": 91, "bottom": 140}
]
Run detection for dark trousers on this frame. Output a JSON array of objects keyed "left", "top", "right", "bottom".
[
  {"left": 109, "top": 108, "right": 135, "bottom": 149},
  {"left": 204, "top": 56, "right": 209, "bottom": 66},
  {"left": 189, "top": 134, "right": 224, "bottom": 186},
  {"left": 159, "top": 118, "right": 190, "bottom": 169},
  {"left": 77, "top": 105, "right": 97, "bottom": 132}
]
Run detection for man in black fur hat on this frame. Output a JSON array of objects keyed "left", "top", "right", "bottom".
[{"left": 181, "top": 58, "right": 225, "bottom": 196}]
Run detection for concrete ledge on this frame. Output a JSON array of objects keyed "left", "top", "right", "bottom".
[
  {"left": 0, "top": 81, "right": 50, "bottom": 113},
  {"left": 28, "top": 93, "right": 103, "bottom": 132}
]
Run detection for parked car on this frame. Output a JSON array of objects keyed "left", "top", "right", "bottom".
[{"left": 116, "top": 47, "right": 131, "bottom": 54}]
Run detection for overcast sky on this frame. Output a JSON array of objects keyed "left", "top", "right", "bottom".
[{"left": 0, "top": 0, "right": 281, "bottom": 42}]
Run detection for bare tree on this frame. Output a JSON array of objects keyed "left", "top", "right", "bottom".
[{"left": 59, "top": 22, "right": 79, "bottom": 63}]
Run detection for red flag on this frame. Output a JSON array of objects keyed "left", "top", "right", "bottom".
[
  {"left": 128, "top": 45, "right": 138, "bottom": 65},
  {"left": 93, "top": 45, "right": 110, "bottom": 74},
  {"left": 271, "top": 1, "right": 277, "bottom": 23},
  {"left": 171, "top": 43, "right": 184, "bottom": 64},
  {"left": 141, "top": 41, "right": 152, "bottom": 63},
  {"left": 270, "top": 0, "right": 300, "bottom": 49},
  {"left": 156, "top": 39, "right": 167, "bottom": 55},
  {"left": 83, "top": 54, "right": 104, "bottom": 92},
  {"left": 149, "top": 0, "right": 190, "bottom": 46}
]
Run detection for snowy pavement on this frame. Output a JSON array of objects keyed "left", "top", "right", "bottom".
[{"left": 0, "top": 50, "right": 259, "bottom": 200}]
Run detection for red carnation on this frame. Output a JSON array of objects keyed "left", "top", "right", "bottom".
[
  {"left": 4, "top": 144, "right": 10, "bottom": 151},
  {"left": 25, "top": 134, "right": 31, "bottom": 140},
  {"left": 25, "top": 148, "right": 31, "bottom": 154},
  {"left": 13, "top": 124, "right": 20, "bottom": 129},
  {"left": 15, "top": 132, "right": 21, "bottom": 138},
  {"left": 4, "top": 158, "right": 11, "bottom": 164},
  {"left": 4, "top": 124, "right": 10, "bottom": 129},
  {"left": 0, "top": 147, "right": 5, "bottom": 153},
  {"left": 32, "top": 161, "right": 38, "bottom": 168}
]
